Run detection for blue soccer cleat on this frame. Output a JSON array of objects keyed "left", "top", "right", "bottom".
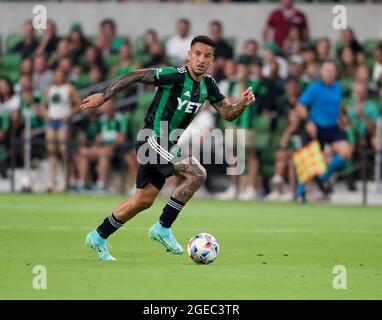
[
  {"left": 85, "top": 230, "right": 116, "bottom": 261},
  {"left": 148, "top": 221, "right": 184, "bottom": 255}
]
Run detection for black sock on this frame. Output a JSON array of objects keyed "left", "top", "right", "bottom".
[
  {"left": 96, "top": 213, "right": 124, "bottom": 239},
  {"left": 159, "top": 197, "right": 185, "bottom": 228}
]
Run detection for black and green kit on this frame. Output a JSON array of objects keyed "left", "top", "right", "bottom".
[
  {"left": 135, "top": 66, "right": 225, "bottom": 191},
  {"left": 143, "top": 66, "right": 225, "bottom": 141}
]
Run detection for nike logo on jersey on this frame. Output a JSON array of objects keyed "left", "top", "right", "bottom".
[
  {"left": 177, "top": 98, "right": 202, "bottom": 114},
  {"left": 184, "top": 90, "right": 191, "bottom": 97}
]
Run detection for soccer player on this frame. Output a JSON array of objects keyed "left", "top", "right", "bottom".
[
  {"left": 80, "top": 36, "right": 255, "bottom": 261},
  {"left": 296, "top": 61, "right": 353, "bottom": 200}
]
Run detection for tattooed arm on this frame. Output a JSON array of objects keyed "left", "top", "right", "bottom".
[
  {"left": 80, "top": 69, "right": 155, "bottom": 110},
  {"left": 103, "top": 69, "right": 155, "bottom": 100},
  {"left": 212, "top": 87, "right": 255, "bottom": 122}
]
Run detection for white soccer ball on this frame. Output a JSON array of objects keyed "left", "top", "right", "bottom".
[{"left": 187, "top": 232, "right": 220, "bottom": 264}]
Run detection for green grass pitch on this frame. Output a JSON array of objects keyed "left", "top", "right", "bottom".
[{"left": 0, "top": 193, "right": 381, "bottom": 299}]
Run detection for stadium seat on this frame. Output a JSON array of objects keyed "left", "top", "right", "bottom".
[
  {"left": 335, "top": 40, "right": 343, "bottom": 57},
  {"left": 254, "top": 114, "right": 272, "bottom": 132},
  {"left": 0, "top": 145, "right": 7, "bottom": 162},
  {"left": 259, "top": 149, "right": 275, "bottom": 180},
  {"left": 76, "top": 74, "right": 91, "bottom": 89},
  {"left": 132, "top": 53, "right": 151, "bottom": 66},
  {"left": 339, "top": 78, "right": 354, "bottom": 98},
  {"left": 133, "top": 90, "right": 155, "bottom": 135},
  {"left": 275, "top": 116, "right": 287, "bottom": 133},
  {"left": 255, "top": 131, "right": 271, "bottom": 149},
  {"left": 131, "top": 36, "right": 152, "bottom": 65},
  {"left": 78, "top": 55, "right": 88, "bottom": 69},
  {"left": 0, "top": 52, "right": 22, "bottom": 70},
  {"left": 0, "top": 69, "right": 20, "bottom": 83},
  {"left": 160, "top": 35, "right": 170, "bottom": 47},
  {"left": 87, "top": 35, "right": 96, "bottom": 45},
  {"left": 225, "top": 36, "right": 236, "bottom": 49},
  {"left": 132, "top": 36, "right": 145, "bottom": 57},
  {"left": 341, "top": 97, "right": 353, "bottom": 109},
  {"left": 363, "top": 38, "right": 379, "bottom": 57},
  {"left": 5, "top": 34, "right": 24, "bottom": 52},
  {"left": 365, "top": 57, "right": 375, "bottom": 72},
  {"left": 105, "top": 54, "right": 121, "bottom": 70}
]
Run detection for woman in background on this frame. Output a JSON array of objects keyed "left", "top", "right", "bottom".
[{"left": 42, "top": 69, "right": 81, "bottom": 191}]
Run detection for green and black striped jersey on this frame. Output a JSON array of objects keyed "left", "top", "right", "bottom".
[{"left": 143, "top": 66, "right": 225, "bottom": 142}]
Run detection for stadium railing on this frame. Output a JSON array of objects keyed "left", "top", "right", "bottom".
[
  {"left": 3, "top": 80, "right": 142, "bottom": 191},
  {"left": 375, "top": 115, "right": 382, "bottom": 193}
]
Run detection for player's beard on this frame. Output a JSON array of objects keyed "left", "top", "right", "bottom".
[{"left": 193, "top": 65, "right": 206, "bottom": 76}]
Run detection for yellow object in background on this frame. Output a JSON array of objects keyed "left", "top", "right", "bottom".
[{"left": 293, "top": 140, "right": 327, "bottom": 183}]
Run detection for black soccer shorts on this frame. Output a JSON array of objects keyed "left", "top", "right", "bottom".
[{"left": 134, "top": 136, "right": 188, "bottom": 190}]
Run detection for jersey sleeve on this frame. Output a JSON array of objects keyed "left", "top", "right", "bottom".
[
  {"left": 206, "top": 76, "right": 226, "bottom": 104},
  {"left": 153, "top": 67, "right": 182, "bottom": 88}
]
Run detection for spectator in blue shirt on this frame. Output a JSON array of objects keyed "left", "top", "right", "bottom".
[{"left": 296, "top": 61, "right": 353, "bottom": 197}]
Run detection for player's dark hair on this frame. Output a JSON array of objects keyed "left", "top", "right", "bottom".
[{"left": 190, "top": 36, "right": 216, "bottom": 50}]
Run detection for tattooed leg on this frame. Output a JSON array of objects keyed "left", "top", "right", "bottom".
[{"left": 171, "top": 156, "right": 207, "bottom": 204}]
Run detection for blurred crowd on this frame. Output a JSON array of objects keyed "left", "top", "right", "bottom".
[{"left": 0, "top": 0, "right": 382, "bottom": 199}]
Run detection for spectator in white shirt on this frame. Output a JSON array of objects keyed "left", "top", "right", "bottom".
[
  {"left": 166, "top": 18, "right": 194, "bottom": 65},
  {"left": 0, "top": 77, "right": 20, "bottom": 114}
]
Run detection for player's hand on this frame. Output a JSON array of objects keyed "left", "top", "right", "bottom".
[
  {"left": 241, "top": 87, "right": 255, "bottom": 106},
  {"left": 80, "top": 93, "right": 105, "bottom": 111}
]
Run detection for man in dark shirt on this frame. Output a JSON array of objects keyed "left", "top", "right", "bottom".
[
  {"left": 11, "top": 20, "right": 39, "bottom": 58},
  {"left": 209, "top": 20, "right": 234, "bottom": 60},
  {"left": 36, "top": 20, "right": 60, "bottom": 57},
  {"left": 209, "top": 20, "right": 234, "bottom": 81}
]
